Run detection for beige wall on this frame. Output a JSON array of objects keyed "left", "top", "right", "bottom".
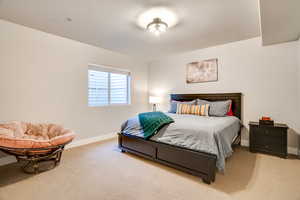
[
  {"left": 298, "top": 39, "right": 300, "bottom": 131},
  {"left": 0, "top": 19, "right": 148, "bottom": 142},
  {"left": 149, "top": 37, "right": 299, "bottom": 150}
]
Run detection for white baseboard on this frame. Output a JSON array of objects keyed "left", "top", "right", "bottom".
[
  {"left": 288, "top": 147, "right": 299, "bottom": 155},
  {"left": 66, "top": 133, "right": 117, "bottom": 149},
  {"left": 0, "top": 133, "right": 117, "bottom": 166},
  {"left": 1, "top": 135, "right": 297, "bottom": 165},
  {"left": 241, "top": 139, "right": 298, "bottom": 155},
  {"left": 241, "top": 139, "right": 249, "bottom": 147}
]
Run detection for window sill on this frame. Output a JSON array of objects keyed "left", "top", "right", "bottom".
[{"left": 88, "top": 104, "right": 132, "bottom": 107}]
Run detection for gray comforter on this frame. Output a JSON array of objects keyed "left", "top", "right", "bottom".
[{"left": 121, "top": 113, "right": 240, "bottom": 171}]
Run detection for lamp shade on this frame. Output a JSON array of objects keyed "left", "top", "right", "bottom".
[
  {"left": 149, "top": 96, "right": 161, "bottom": 104},
  {"left": 147, "top": 18, "right": 168, "bottom": 36}
]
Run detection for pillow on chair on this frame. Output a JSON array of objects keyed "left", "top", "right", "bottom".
[{"left": 0, "top": 122, "right": 75, "bottom": 149}]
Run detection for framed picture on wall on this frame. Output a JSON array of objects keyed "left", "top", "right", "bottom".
[{"left": 186, "top": 58, "right": 218, "bottom": 83}]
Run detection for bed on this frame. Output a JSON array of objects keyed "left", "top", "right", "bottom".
[{"left": 118, "top": 93, "right": 242, "bottom": 184}]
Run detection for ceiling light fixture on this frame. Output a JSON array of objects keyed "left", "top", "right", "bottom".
[
  {"left": 137, "top": 7, "right": 178, "bottom": 36},
  {"left": 146, "top": 18, "right": 168, "bottom": 36}
]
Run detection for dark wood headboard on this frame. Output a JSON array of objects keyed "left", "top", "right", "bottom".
[{"left": 170, "top": 93, "right": 242, "bottom": 120}]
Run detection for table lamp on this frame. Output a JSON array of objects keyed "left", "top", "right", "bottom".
[{"left": 149, "top": 96, "right": 161, "bottom": 111}]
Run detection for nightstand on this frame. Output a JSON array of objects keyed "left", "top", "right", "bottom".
[{"left": 249, "top": 121, "right": 288, "bottom": 158}]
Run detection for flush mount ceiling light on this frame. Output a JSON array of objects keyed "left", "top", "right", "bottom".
[
  {"left": 146, "top": 18, "right": 168, "bottom": 36},
  {"left": 137, "top": 7, "right": 178, "bottom": 36}
]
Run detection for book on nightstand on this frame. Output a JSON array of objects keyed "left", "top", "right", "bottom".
[{"left": 259, "top": 116, "right": 274, "bottom": 126}]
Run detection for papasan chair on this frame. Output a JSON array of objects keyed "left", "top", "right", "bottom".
[{"left": 0, "top": 121, "right": 76, "bottom": 173}]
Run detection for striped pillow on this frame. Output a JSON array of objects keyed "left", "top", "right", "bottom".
[{"left": 176, "top": 104, "right": 210, "bottom": 116}]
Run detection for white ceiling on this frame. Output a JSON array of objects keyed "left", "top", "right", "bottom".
[
  {"left": 0, "top": 0, "right": 261, "bottom": 60},
  {"left": 260, "top": 0, "right": 300, "bottom": 46},
  {"left": 1, "top": 1, "right": 299, "bottom": 60}
]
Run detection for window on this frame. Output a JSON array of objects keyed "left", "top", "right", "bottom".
[{"left": 88, "top": 65, "right": 131, "bottom": 106}]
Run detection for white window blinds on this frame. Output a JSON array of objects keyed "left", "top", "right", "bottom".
[{"left": 88, "top": 65, "right": 131, "bottom": 106}]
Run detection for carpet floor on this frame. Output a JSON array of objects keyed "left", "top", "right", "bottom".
[{"left": 0, "top": 138, "right": 299, "bottom": 200}]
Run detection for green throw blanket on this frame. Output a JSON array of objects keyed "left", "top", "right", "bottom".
[{"left": 138, "top": 112, "right": 174, "bottom": 139}]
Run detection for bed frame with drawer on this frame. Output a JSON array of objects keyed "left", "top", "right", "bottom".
[{"left": 118, "top": 93, "right": 242, "bottom": 184}]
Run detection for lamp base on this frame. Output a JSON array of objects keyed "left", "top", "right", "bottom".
[{"left": 152, "top": 104, "right": 157, "bottom": 112}]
